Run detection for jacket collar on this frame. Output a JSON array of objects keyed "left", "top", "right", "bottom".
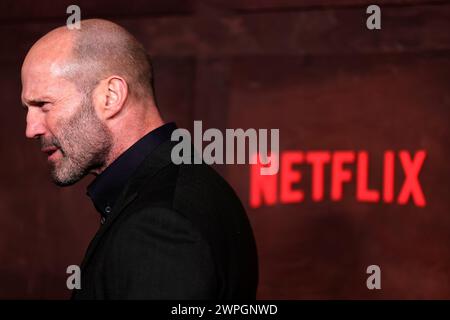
[
  {"left": 86, "top": 122, "right": 177, "bottom": 221},
  {"left": 80, "top": 139, "right": 179, "bottom": 271}
]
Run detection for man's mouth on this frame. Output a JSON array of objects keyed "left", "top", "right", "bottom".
[{"left": 41, "top": 146, "right": 61, "bottom": 161}]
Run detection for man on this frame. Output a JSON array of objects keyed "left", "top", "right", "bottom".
[{"left": 21, "top": 19, "right": 258, "bottom": 299}]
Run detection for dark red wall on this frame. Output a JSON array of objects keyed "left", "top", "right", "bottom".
[{"left": 0, "top": 0, "right": 449, "bottom": 299}]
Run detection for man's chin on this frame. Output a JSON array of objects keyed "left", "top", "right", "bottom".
[
  {"left": 50, "top": 167, "right": 86, "bottom": 187},
  {"left": 51, "top": 177, "right": 79, "bottom": 187}
]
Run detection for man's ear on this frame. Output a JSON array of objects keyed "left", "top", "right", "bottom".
[{"left": 93, "top": 76, "right": 128, "bottom": 120}]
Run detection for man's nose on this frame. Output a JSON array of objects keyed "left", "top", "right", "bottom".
[{"left": 25, "top": 109, "right": 46, "bottom": 139}]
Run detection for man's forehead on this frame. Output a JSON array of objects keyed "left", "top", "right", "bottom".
[
  {"left": 22, "top": 53, "right": 78, "bottom": 83},
  {"left": 23, "top": 56, "right": 69, "bottom": 77},
  {"left": 21, "top": 29, "right": 81, "bottom": 103},
  {"left": 22, "top": 30, "right": 74, "bottom": 75},
  {"left": 21, "top": 71, "right": 76, "bottom": 103}
]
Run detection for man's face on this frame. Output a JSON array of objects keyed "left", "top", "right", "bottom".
[{"left": 21, "top": 60, "right": 112, "bottom": 186}]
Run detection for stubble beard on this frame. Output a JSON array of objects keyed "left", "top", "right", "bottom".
[{"left": 43, "top": 95, "right": 112, "bottom": 186}]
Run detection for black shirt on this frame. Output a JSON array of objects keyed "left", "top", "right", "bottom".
[{"left": 87, "top": 122, "right": 177, "bottom": 223}]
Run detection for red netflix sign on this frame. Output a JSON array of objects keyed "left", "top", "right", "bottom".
[{"left": 250, "top": 150, "right": 427, "bottom": 208}]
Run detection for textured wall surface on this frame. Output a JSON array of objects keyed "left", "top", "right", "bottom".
[{"left": 0, "top": 0, "right": 449, "bottom": 299}]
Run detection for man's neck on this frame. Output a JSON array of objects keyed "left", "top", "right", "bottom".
[{"left": 93, "top": 116, "right": 165, "bottom": 176}]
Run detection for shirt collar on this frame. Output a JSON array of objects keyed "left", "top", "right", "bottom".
[{"left": 87, "top": 122, "right": 177, "bottom": 220}]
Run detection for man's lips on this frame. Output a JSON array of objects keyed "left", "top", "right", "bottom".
[{"left": 41, "top": 146, "right": 60, "bottom": 160}]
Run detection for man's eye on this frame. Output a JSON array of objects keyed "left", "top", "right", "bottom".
[
  {"left": 39, "top": 102, "right": 52, "bottom": 110},
  {"left": 23, "top": 101, "right": 53, "bottom": 110}
]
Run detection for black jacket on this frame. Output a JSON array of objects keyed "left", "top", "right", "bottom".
[{"left": 72, "top": 140, "right": 258, "bottom": 299}]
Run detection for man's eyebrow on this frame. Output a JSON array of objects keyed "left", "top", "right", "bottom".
[{"left": 22, "top": 97, "right": 53, "bottom": 108}]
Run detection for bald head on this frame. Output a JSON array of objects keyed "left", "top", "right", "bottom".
[{"left": 24, "top": 19, "right": 154, "bottom": 100}]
